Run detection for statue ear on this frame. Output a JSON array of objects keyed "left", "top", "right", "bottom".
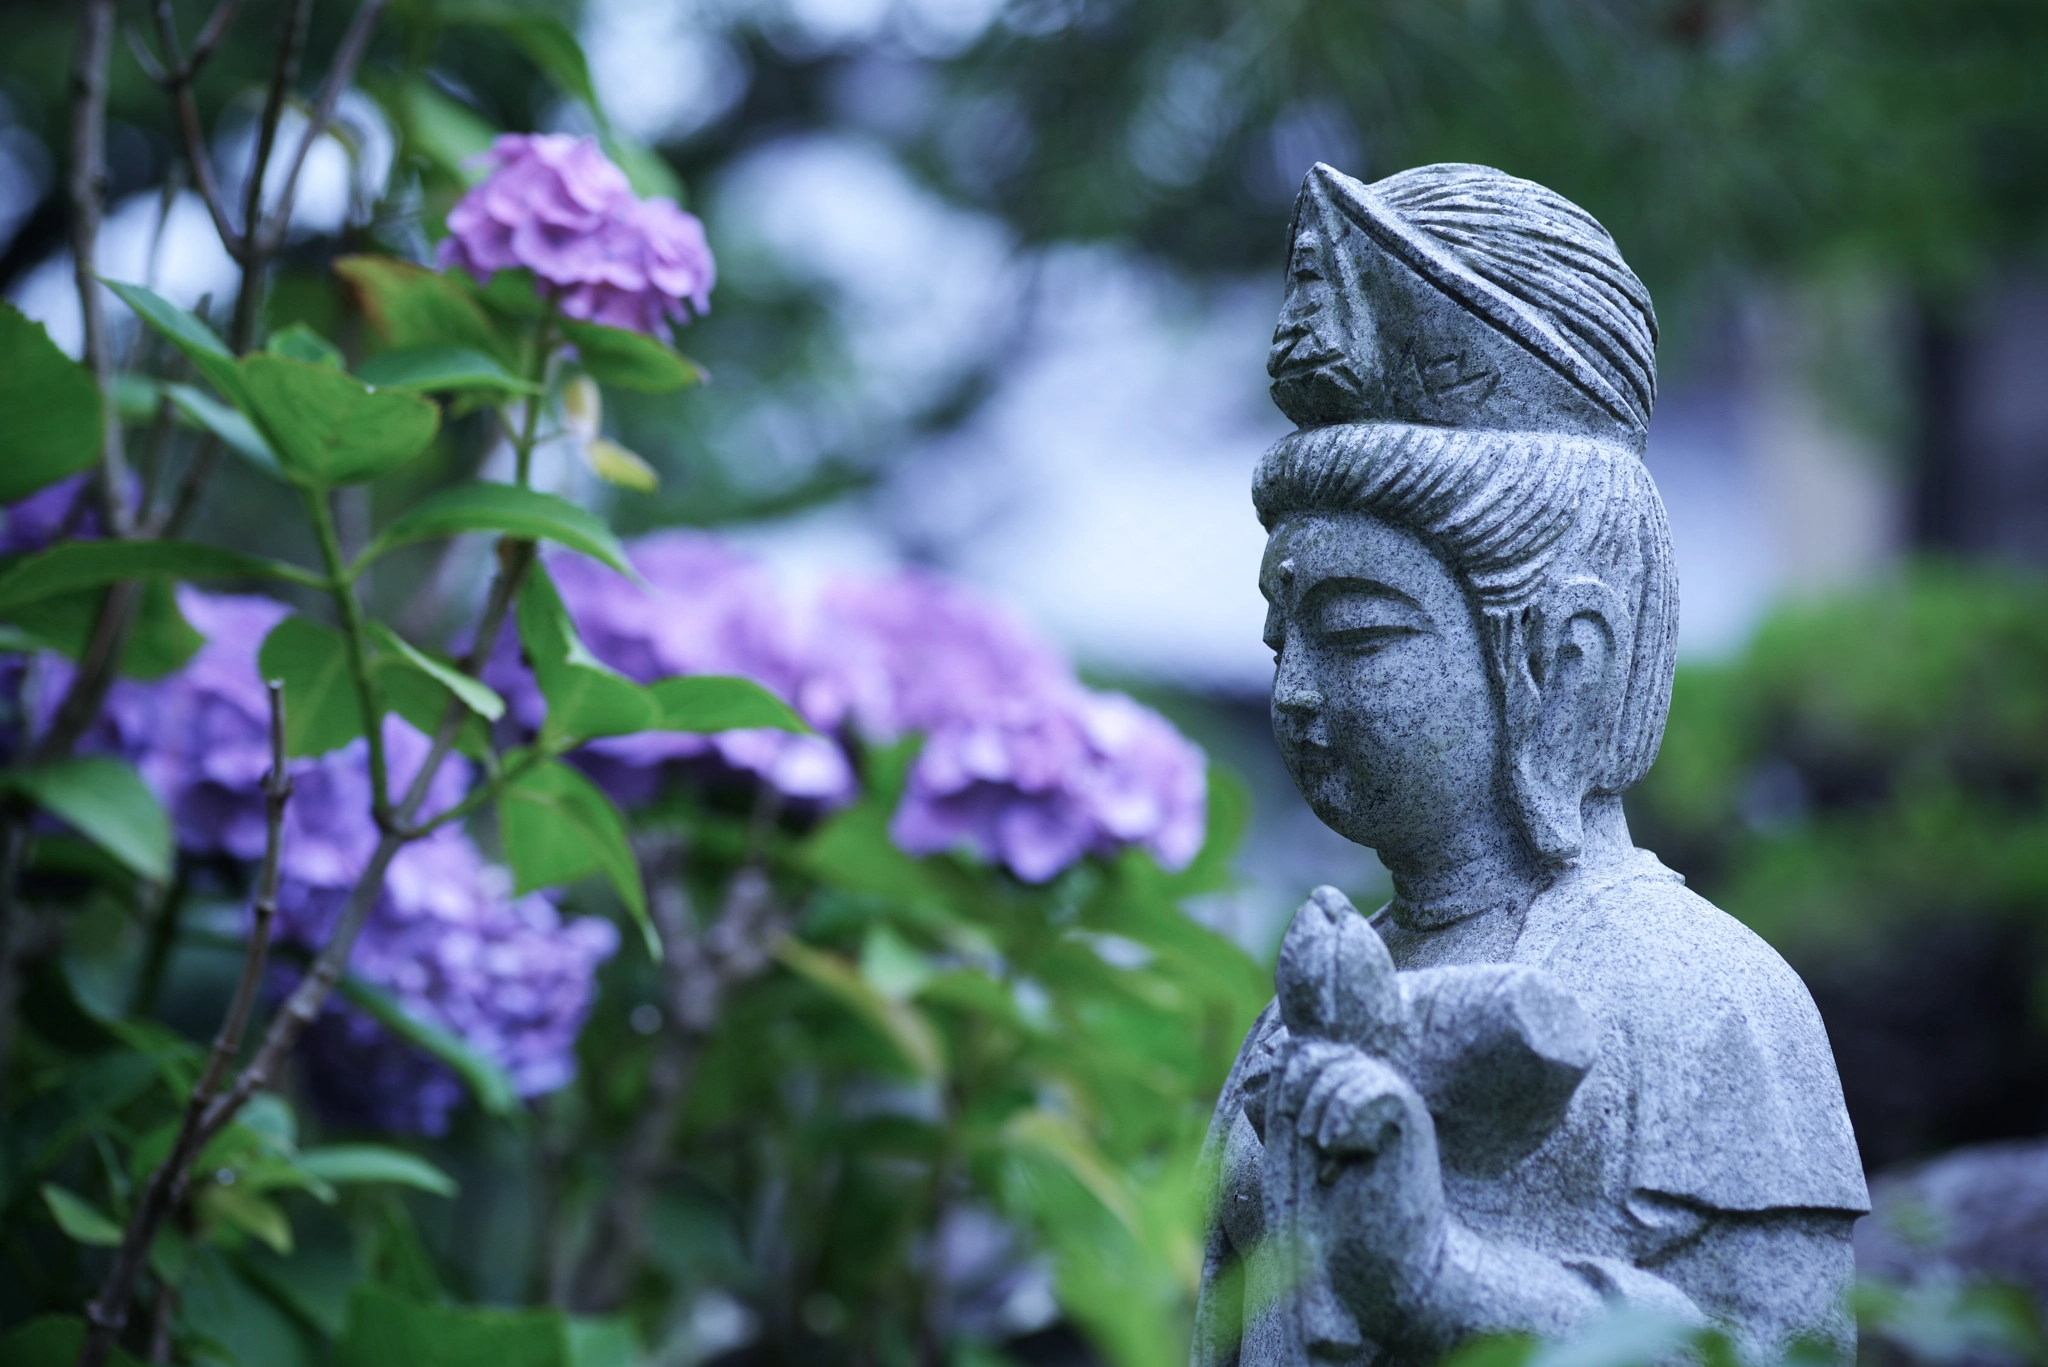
[{"left": 1501, "top": 579, "right": 1630, "bottom": 866}]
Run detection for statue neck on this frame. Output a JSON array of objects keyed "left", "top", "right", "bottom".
[{"left": 1381, "top": 794, "right": 1635, "bottom": 931}]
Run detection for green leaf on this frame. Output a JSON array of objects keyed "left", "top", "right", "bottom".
[
  {"left": 465, "top": 268, "right": 550, "bottom": 322},
  {"left": 518, "top": 568, "right": 660, "bottom": 743},
  {"left": 384, "top": 80, "right": 500, "bottom": 186},
  {"left": 112, "top": 373, "right": 162, "bottom": 423},
  {"left": 40, "top": 1182, "right": 123, "bottom": 1245},
  {"left": 338, "top": 1286, "right": 575, "bottom": 1367},
  {"left": 259, "top": 615, "right": 367, "bottom": 757},
  {"left": 0, "top": 539, "right": 322, "bottom": 614},
  {"left": 565, "top": 1318, "right": 638, "bottom": 1367},
  {"left": 335, "top": 255, "right": 510, "bottom": 360},
  {"left": 355, "top": 346, "right": 540, "bottom": 396},
  {"left": 166, "top": 382, "right": 284, "bottom": 477},
  {"left": 7, "top": 757, "right": 171, "bottom": 880},
  {"left": 5, "top": 578, "right": 206, "bottom": 679},
  {"left": 441, "top": 7, "right": 597, "bottom": 108},
  {"left": 199, "top": 1183, "right": 294, "bottom": 1253},
  {"left": 360, "top": 482, "right": 635, "bottom": 577},
  {"left": 498, "top": 759, "right": 651, "bottom": 954},
  {"left": 102, "top": 279, "right": 250, "bottom": 410},
  {"left": 267, "top": 322, "right": 345, "bottom": 368},
  {"left": 240, "top": 354, "right": 442, "bottom": 487},
  {"left": 296, "top": 1146, "right": 458, "bottom": 1197},
  {"left": 378, "top": 660, "right": 494, "bottom": 761},
  {"left": 0, "top": 1315, "right": 144, "bottom": 1367},
  {"left": 334, "top": 971, "right": 518, "bottom": 1117},
  {"left": 0, "top": 304, "right": 103, "bottom": 502},
  {"left": 560, "top": 318, "right": 704, "bottom": 393},
  {"left": 773, "top": 937, "right": 944, "bottom": 1078},
  {"left": 649, "top": 675, "right": 810, "bottom": 735},
  {"left": 369, "top": 621, "right": 504, "bottom": 721}
]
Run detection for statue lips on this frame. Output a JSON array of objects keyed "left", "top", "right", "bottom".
[{"left": 1269, "top": 327, "right": 1367, "bottom": 428}]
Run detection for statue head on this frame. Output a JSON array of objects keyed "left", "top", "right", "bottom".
[{"left": 1256, "top": 163, "right": 1677, "bottom": 869}]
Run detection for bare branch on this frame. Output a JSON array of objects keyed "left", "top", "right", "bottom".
[
  {"left": 186, "top": 0, "right": 248, "bottom": 75},
  {"left": 227, "top": 0, "right": 311, "bottom": 343},
  {"left": 69, "top": 0, "right": 134, "bottom": 539},
  {"left": 75, "top": 683, "right": 294, "bottom": 1367},
  {"left": 149, "top": 0, "right": 244, "bottom": 258},
  {"left": 258, "top": 0, "right": 391, "bottom": 256}
]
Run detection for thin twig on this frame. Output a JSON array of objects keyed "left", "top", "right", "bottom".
[
  {"left": 69, "top": 0, "right": 133, "bottom": 538},
  {"left": 227, "top": 0, "right": 311, "bottom": 344},
  {"left": 75, "top": 683, "right": 293, "bottom": 1367},
  {"left": 256, "top": 0, "right": 390, "bottom": 256},
  {"left": 146, "top": 0, "right": 243, "bottom": 257}
]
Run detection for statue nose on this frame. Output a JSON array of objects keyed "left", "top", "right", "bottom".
[{"left": 1274, "top": 685, "right": 1324, "bottom": 715}]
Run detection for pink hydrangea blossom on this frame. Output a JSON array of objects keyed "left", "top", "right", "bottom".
[{"left": 436, "top": 134, "right": 715, "bottom": 338}]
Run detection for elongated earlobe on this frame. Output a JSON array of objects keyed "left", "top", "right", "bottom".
[{"left": 1500, "top": 581, "right": 1629, "bottom": 866}]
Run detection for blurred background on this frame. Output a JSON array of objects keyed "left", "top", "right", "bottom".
[{"left": 2, "top": 0, "right": 2047, "bottom": 1358}]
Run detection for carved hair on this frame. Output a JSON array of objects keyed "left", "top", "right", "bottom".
[{"left": 1253, "top": 422, "right": 1678, "bottom": 799}]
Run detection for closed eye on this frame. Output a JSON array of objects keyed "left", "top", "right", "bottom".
[{"left": 1320, "top": 624, "right": 1422, "bottom": 653}]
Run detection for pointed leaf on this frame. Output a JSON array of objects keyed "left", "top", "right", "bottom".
[
  {"left": 355, "top": 346, "right": 539, "bottom": 396},
  {"left": 7, "top": 578, "right": 205, "bottom": 679},
  {"left": 296, "top": 1146, "right": 458, "bottom": 1197},
  {"left": 361, "top": 482, "right": 634, "bottom": 576},
  {"left": 166, "top": 383, "right": 283, "bottom": 477},
  {"left": 560, "top": 319, "right": 703, "bottom": 393},
  {"left": 334, "top": 971, "right": 518, "bottom": 1117},
  {"left": 0, "top": 304, "right": 103, "bottom": 502},
  {"left": 369, "top": 621, "right": 504, "bottom": 721},
  {"left": 0, "top": 540, "right": 321, "bottom": 614},
  {"left": 8, "top": 757, "right": 171, "bottom": 880},
  {"left": 102, "top": 279, "right": 250, "bottom": 410},
  {"left": 384, "top": 82, "right": 499, "bottom": 186},
  {"left": 240, "top": 354, "right": 441, "bottom": 487},
  {"left": 334, "top": 254, "right": 508, "bottom": 359},
  {"left": 498, "top": 759, "right": 651, "bottom": 954},
  {"left": 266, "top": 322, "right": 345, "bottom": 367},
  {"left": 258, "top": 615, "right": 366, "bottom": 757},
  {"left": 648, "top": 675, "right": 809, "bottom": 734},
  {"left": 0, "top": 1317, "right": 142, "bottom": 1367},
  {"left": 199, "top": 1183, "right": 294, "bottom": 1253},
  {"left": 518, "top": 568, "right": 660, "bottom": 743},
  {"left": 41, "top": 1183, "right": 124, "bottom": 1246}
]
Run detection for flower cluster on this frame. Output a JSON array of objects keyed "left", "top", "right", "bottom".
[
  {"left": 42, "top": 586, "right": 617, "bottom": 1135},
  {"left": 437, "top": 134, "right": 715, "bottom": 338},
  {"left": 505, "top": 536, "right": 1209, "bottom": 883}
]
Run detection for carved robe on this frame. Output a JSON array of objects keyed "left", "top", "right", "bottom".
[{"left": 1193, "top": 850, "right": 1870, "bottom": 1367}]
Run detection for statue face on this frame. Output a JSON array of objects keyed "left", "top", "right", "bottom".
[
  {"left": 1261, "top": 511, "right": 1504, "bottom": 854},
  {"left": 1268, "top": 225, "right": 1368, "bottom": 427}
]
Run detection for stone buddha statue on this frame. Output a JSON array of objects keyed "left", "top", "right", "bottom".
[{"left": 1193, "top": 164, "right": 1869, "bottom": 1367}]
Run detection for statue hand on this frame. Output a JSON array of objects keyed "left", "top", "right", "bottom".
[{"left": 1268, "top": 1040, "right": 1448, "bottom": 1341}]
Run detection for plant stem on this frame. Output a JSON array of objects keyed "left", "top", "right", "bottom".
[
  {"left": 514, "top": 322, "right": 554, "bottom": 487},
  {"left": 303, "top": 486, "right": 392, "bottom": 828},
  {"left": 75, "top": 683, "right": 293, "bottom": 1367},
  {"left": 70, "top": 0, "right": 134, "bottom": 540}
]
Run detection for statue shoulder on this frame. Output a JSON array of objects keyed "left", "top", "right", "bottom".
[{"left": 1521, "top": 853, "right": 1871, "bottom": 1216}]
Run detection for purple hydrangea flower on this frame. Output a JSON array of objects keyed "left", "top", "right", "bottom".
[
  {"left": 286, "top": 828, "right": 619, "bottom": 1135},
  {"left": 486, "top": 535, "right": 856, "bottom": 805},
  {"left": 0, "top": 473, "right": 102, "bottom": 556},
  {"left": 436, "top": 134, "right": 715, "bottom": 338},
  {"left": 38, "top": 584, "right": 618, "bottom": 1132}
]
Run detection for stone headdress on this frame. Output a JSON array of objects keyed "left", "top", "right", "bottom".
[{"left": 1267, "top": 162, "right": 1657, "bottom": 452}]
